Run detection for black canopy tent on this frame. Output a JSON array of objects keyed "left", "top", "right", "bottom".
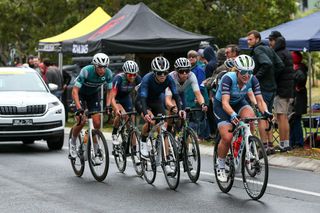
[{"left": 61, "top": 2, "right": 213, "bottom": 54}]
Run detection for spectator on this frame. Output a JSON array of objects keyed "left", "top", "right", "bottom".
[
  {"left": 225, "top": 44, "right": 240, "bottom": 59},
  {"left": 38, "top": 62, "right": 48, "bottom": 83},
  {"left": 268, "top": 31, "right": 294, "bottom": 151},
  {"left": 27, "top": 55, "right": 34, "bottom": 68},
  {"left": 203, "top": 46, "right": 217, "bottom": 79},
  {"left": 290, "top": 51, "right": 308, "bottom": 148},
  {"left": 44, "top": 59, "right": 64, "bottom": 99},
  {"left": 247, "top": 30, "right": 284, "bottom": 154}
]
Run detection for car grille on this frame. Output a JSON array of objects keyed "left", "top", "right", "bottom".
[
  {"left": 0, "top": 105, "right": 46, "bottom": 115},
  {"left": 0, "top": 121, "right": 63, "bottom": 131}
]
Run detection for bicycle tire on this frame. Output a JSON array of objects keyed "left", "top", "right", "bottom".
[
  {"left": 88, "top": 129, "right": 109, "bottom": 182},
  {"left": 113, "top": 129, "right": 127, "bottom": 173},
  {"left": 241, "top": 136, "right": 268, "bottom": 200},
  {"left": 130, "top": 129, "right": 143, "bottom": 177},
  {"left": 161, "top": 131, "right": 180, "bottom": 190},
  {"left": 69, "top": 128, "right": 85, "bottom": 177},
  {"left": 213, "top": 140, "right": 234, "bottom": 193},
  {"left": 142, "top": 137, "right": 156, "bottom": 184},
  {"left": 183, "top": 127, "right": 201, "bottom": 183}
]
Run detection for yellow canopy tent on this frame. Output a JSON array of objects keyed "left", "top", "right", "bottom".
[{"left": 38, "top": 7, "right": 111, "bottom": 52}]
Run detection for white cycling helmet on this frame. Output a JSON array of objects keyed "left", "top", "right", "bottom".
[
  {"left": 224, "top": 58, "right": 235, "bottom": 69},
  {"left": 174, "top": 57, "right": 191, "bottom": 70},
  {"left": 92, "top": 53, "right": 109, "bottom": 67},
  {"left": 122, "top": 60, "right": 139, "bottom": 74},
  {"left": 233, "top": 54, "right": 255, "bottom": 71},
  {"left": 151, "top": 56, "right": 170, "bottom": 72}
]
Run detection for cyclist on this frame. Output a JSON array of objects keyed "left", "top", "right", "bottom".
[
  {"left": 135, "top": 56, "right": 185, "bottom": 174},
  {"left": 165, "top": 57, "right": 207, "bottom": 131},
  {"left": 110, "top": 60, "right": 141, "bottom": 146},
  {"left": 213, "top": 54, "right": 272, "bottom": 182},
  {"left": 69, "top": 53, "right": 113, "bottom": 164}
]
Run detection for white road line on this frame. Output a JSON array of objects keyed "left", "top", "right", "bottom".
[{"left": 200, "top": 171, "right": 320, "bottom": 197}]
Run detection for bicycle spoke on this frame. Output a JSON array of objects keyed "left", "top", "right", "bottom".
[
  {"left": 69, "top": 128, "right": 85, "bottom": 177},
  {"left": 184, "top": 128, "right": 201, "bottom": 183}
]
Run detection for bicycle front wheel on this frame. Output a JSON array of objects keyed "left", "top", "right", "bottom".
[
  {"left": 161, "top": 131, "right": 180, "bottom": 190},
  {"left": 130, "top": 129, "right": 143, "bottom": 177},
  {"left": 183, "top": 127, "right": 201, "bottom": 183},
  {"left": 113, "top": 130, "right": 127, "bottom": 173},
  {"left": 241, "top": 136, "right": 268, "bottom": 200},
  {"left": 142, "top": 137, "right": 156, "bottom": 184},
  {"left": 69, "top": 128, "right": 85, "bottom": 177},
  {"left": 213, "top": 140, "right": 234, "bottom": 193},
  {"left": 88, "top": 129, "right": 109, "bottom": 182}
]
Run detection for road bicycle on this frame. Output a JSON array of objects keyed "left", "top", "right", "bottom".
[
  {"left": 69, "top": 110, "right": 109, "bottom": 182},
  {"left": 141, "top": 114, "right": 180, "bottom": 190},
  {"left": 112, "top": 111, "right": 143, "bottom": 176},
  {"left": 172, "top": 107, "right": 202, "bottom": 183},
  {"left": 213, "top": 116, "right": 271, "bottom": 200}
]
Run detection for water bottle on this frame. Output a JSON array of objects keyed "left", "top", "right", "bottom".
[
  {"left": 233, "top": 134, "right": 242, "bottom": 158},
  {"left": 83, "top": 130, "right": 88, "bottom": 161}
]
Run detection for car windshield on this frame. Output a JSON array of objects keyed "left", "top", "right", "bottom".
[{"left": 0, "top": 70, "right": 48, "bottom": 92}]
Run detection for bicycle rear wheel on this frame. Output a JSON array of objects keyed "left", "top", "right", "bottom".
[
  {"left": 183, "top": 127, "right": 201, "bottom": 183},
  {"left": 142, "top": 137, "right": 156, "bottom": 184},
  {"left": 130, "top": 129, "right": 143, "bottom": 177},
  {"left": 241, "top": 136, "right": 268, "bottom": 200},
  {"left": 113, "top": 130, "right": 127, "bottom": 173},
  {"left": 88, "top": 129, "right": 109, "bottom": 182},
  {"left": 213, "top": 140, "right": 234, "bottom": 193},
  {"left": 69, "top": 128, "right": 85, "bottom": 177},
  {"left": 161, "top": 131, "right": 180, "bottom": 190}
]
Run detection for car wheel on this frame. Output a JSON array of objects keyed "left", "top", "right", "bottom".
[
  {"left": 22, "top": 139, "right": 34, "bottom": 144},
  {"left": 47, "top": 131, "right": 64, "bottom": 150}
]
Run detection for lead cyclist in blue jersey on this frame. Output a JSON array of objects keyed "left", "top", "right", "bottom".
[
  {"left": 69, "top": 53, "right": 113, "bottom": 164},
  {"left": 213, "top": 54, "right": 272, "bottom": 182}
]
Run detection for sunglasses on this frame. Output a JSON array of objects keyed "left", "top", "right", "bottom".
[
  {"left": 97, "top": 65, "right": 107, "bottom": 69},
  {"left": 155, "top": 71, "right": 168, "bottom": 76},
  {"left": 239, "top": 70, "right": 253, "bottom": 75},
  {"left": 126, "top": 73, "right": 137, "bottom": 78},
  {"left": 178, "top": 69, "right": 190, "bottom": 74}
]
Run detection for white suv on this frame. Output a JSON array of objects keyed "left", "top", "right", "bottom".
[{"left": 0, "top": 67, "right": 65, "bottom": 150}]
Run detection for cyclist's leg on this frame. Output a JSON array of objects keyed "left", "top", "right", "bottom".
[
  {"left": 111, "top": 101, "right": 126, "bottom": 145},
  {"left": 237, "top": 99, "right": 255, "bottom": 131}
]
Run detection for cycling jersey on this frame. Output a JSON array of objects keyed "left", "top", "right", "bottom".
[
  {"left": 215, "top": 72, "right": 261, "bottom": 105},
  {"left": 112, "top": 72, "right": 141, "bottom": 100},
  {"left": 165, "top": 71, "right": 199, "bottom": 96},
  {"left": 74, "top": 65, "right": 113, "bottom": 95}
]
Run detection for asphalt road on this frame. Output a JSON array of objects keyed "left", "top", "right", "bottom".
[{"left": 0, "top": 133, "right": 319, "bottom": 213}]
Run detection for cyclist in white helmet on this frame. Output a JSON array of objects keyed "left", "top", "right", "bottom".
[
  {"left": 213, "top": 54, "right": 272, "bottom": 182},
  {"left": 109, "top": 60, "right": 141, "bottom": 146},
  {"left": 165, "top": 57, "right": 207, "bottom": 129},
  {"left": 69, "top": 53, "right": 113, "bottom": 164}
]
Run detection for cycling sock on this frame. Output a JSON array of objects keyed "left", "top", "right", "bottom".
[
  {"left": 284, "top": 140, "right": 289, "bottom": 147},
  {"left": 263, "top": 142, "right": 268, "bottom": 149},
  {"left": 112, "top": 127, "right": 118, "bottom": 135},
  {"left": 217, "top": 157, "right": 225, "bottom": 169},
  {"left": 71, "top": 136, "right": 77, "bottom": 145}
]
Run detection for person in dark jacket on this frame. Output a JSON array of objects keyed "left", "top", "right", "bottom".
[
  {"left": 203, "top": 46, "right": 217, "bottom": 79},
  {"left": 247, "top": 30, "right": 285, "bottom": 154},
  {"left": 268, "top": 31, "right": 294, "bottom": 151},
  {"left": 290, "top": 51, "right": 308, "bottom": 148}
]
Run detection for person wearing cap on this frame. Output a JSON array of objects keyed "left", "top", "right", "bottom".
[
  {"left": 247, "top": 30, "right": 284, "bottom": 154},
  {"left": 268, "top": 31, "right": 295, "bottom": 151}
]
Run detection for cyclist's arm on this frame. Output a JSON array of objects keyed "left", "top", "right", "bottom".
[
  {"left": 221, "top": 94, "right": 235, "bottom": 116},
  {"left": 251, "top": 75, "right": 267, "bottom": 113},
  {"left": 165, "top": 88, "right": 176, "bottom": 110},
  {"left": 194, "top": 90, "right": 205, "bottom": 106},
  {"left": 256, "top": 95, "right": 268, "bottom": 114},
  {"left": 247, "top": 91, "right": 257, "bottom": 105},
  {"left": 72, "top": 86, "right": 81, "bottom": 110},
  {"left": 168, "top": 76, "right": 182, "bottom": 110}
]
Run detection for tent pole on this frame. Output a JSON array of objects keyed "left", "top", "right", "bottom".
[
  {"left": 58, "top": 51, "right": 63, "bottom": 76},
  {"left": 307, "top": 52, "right": 314, "bottom": 147}
]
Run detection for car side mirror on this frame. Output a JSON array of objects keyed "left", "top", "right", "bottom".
[{"left": 48, "top": 83, "right": 58, "bottom": 92}]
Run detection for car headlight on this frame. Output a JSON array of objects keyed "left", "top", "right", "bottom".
[{"left": 48, "top": 101, "right": 60, "bottom": 109}]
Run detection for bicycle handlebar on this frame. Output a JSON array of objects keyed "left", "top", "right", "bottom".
[
  {"left": 228, "top": 116, "right": 273, "bottom": 133},
  {"left": 152, "top": 114, "right": 180, "bottom": 121},
  {"left": 76, "top": 110, "right": 107, "bottom": 126}
]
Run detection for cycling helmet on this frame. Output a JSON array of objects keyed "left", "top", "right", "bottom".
[
  {"left": 174, "top": 57, "right": 191, "bottom": 70},
  {"left": 151, "top": 56, "right": 170, "bottom": 72},
  {"left": 233, "top": 54, "right": 255, "bottom": 71},
  {"left": 122, "top": 60, "right": 139, "bottom": 74},
  {"left": 224, "top": 58, "right": 235, "bottom": 69},
  {"left": 92, "top": 53, "right": 109, "bottom": 67}
]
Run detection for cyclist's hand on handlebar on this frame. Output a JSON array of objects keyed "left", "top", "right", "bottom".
[
  {"left": 230, "top": 112, "right": 239, "bottom": 126},
  {"left": 170, "top": 106, "right": 178, "bottom": 114},
  {"left": 263, "top": 111, "right": 273, "bottom": 121},
  {"left": 201, "top": 103, "right": 208, "bottom": 112},
  {"left": 115, "top": 108, "right": 122, "bottom": 116},
  {"left": 75, "top": 108, "right": 84, "bottom": 117},
  {"left": 179, "top": 110, "right": 186, "bottom": 120},
  {"left": 144, "top": 114, "right": 153, "bottom": 123}
]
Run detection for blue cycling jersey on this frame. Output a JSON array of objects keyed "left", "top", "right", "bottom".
[
  {"left": 112, "top": 73, "right": 141, "bottom": 100},
  {"left": 138, "top": 72, "right": 178, "bottom": 100},
  {"left": 74, "top": 65, "right": 113, "bottom": 95},
  {"left": 215, "top": 72, "right": 261, "bottom": 105}
]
